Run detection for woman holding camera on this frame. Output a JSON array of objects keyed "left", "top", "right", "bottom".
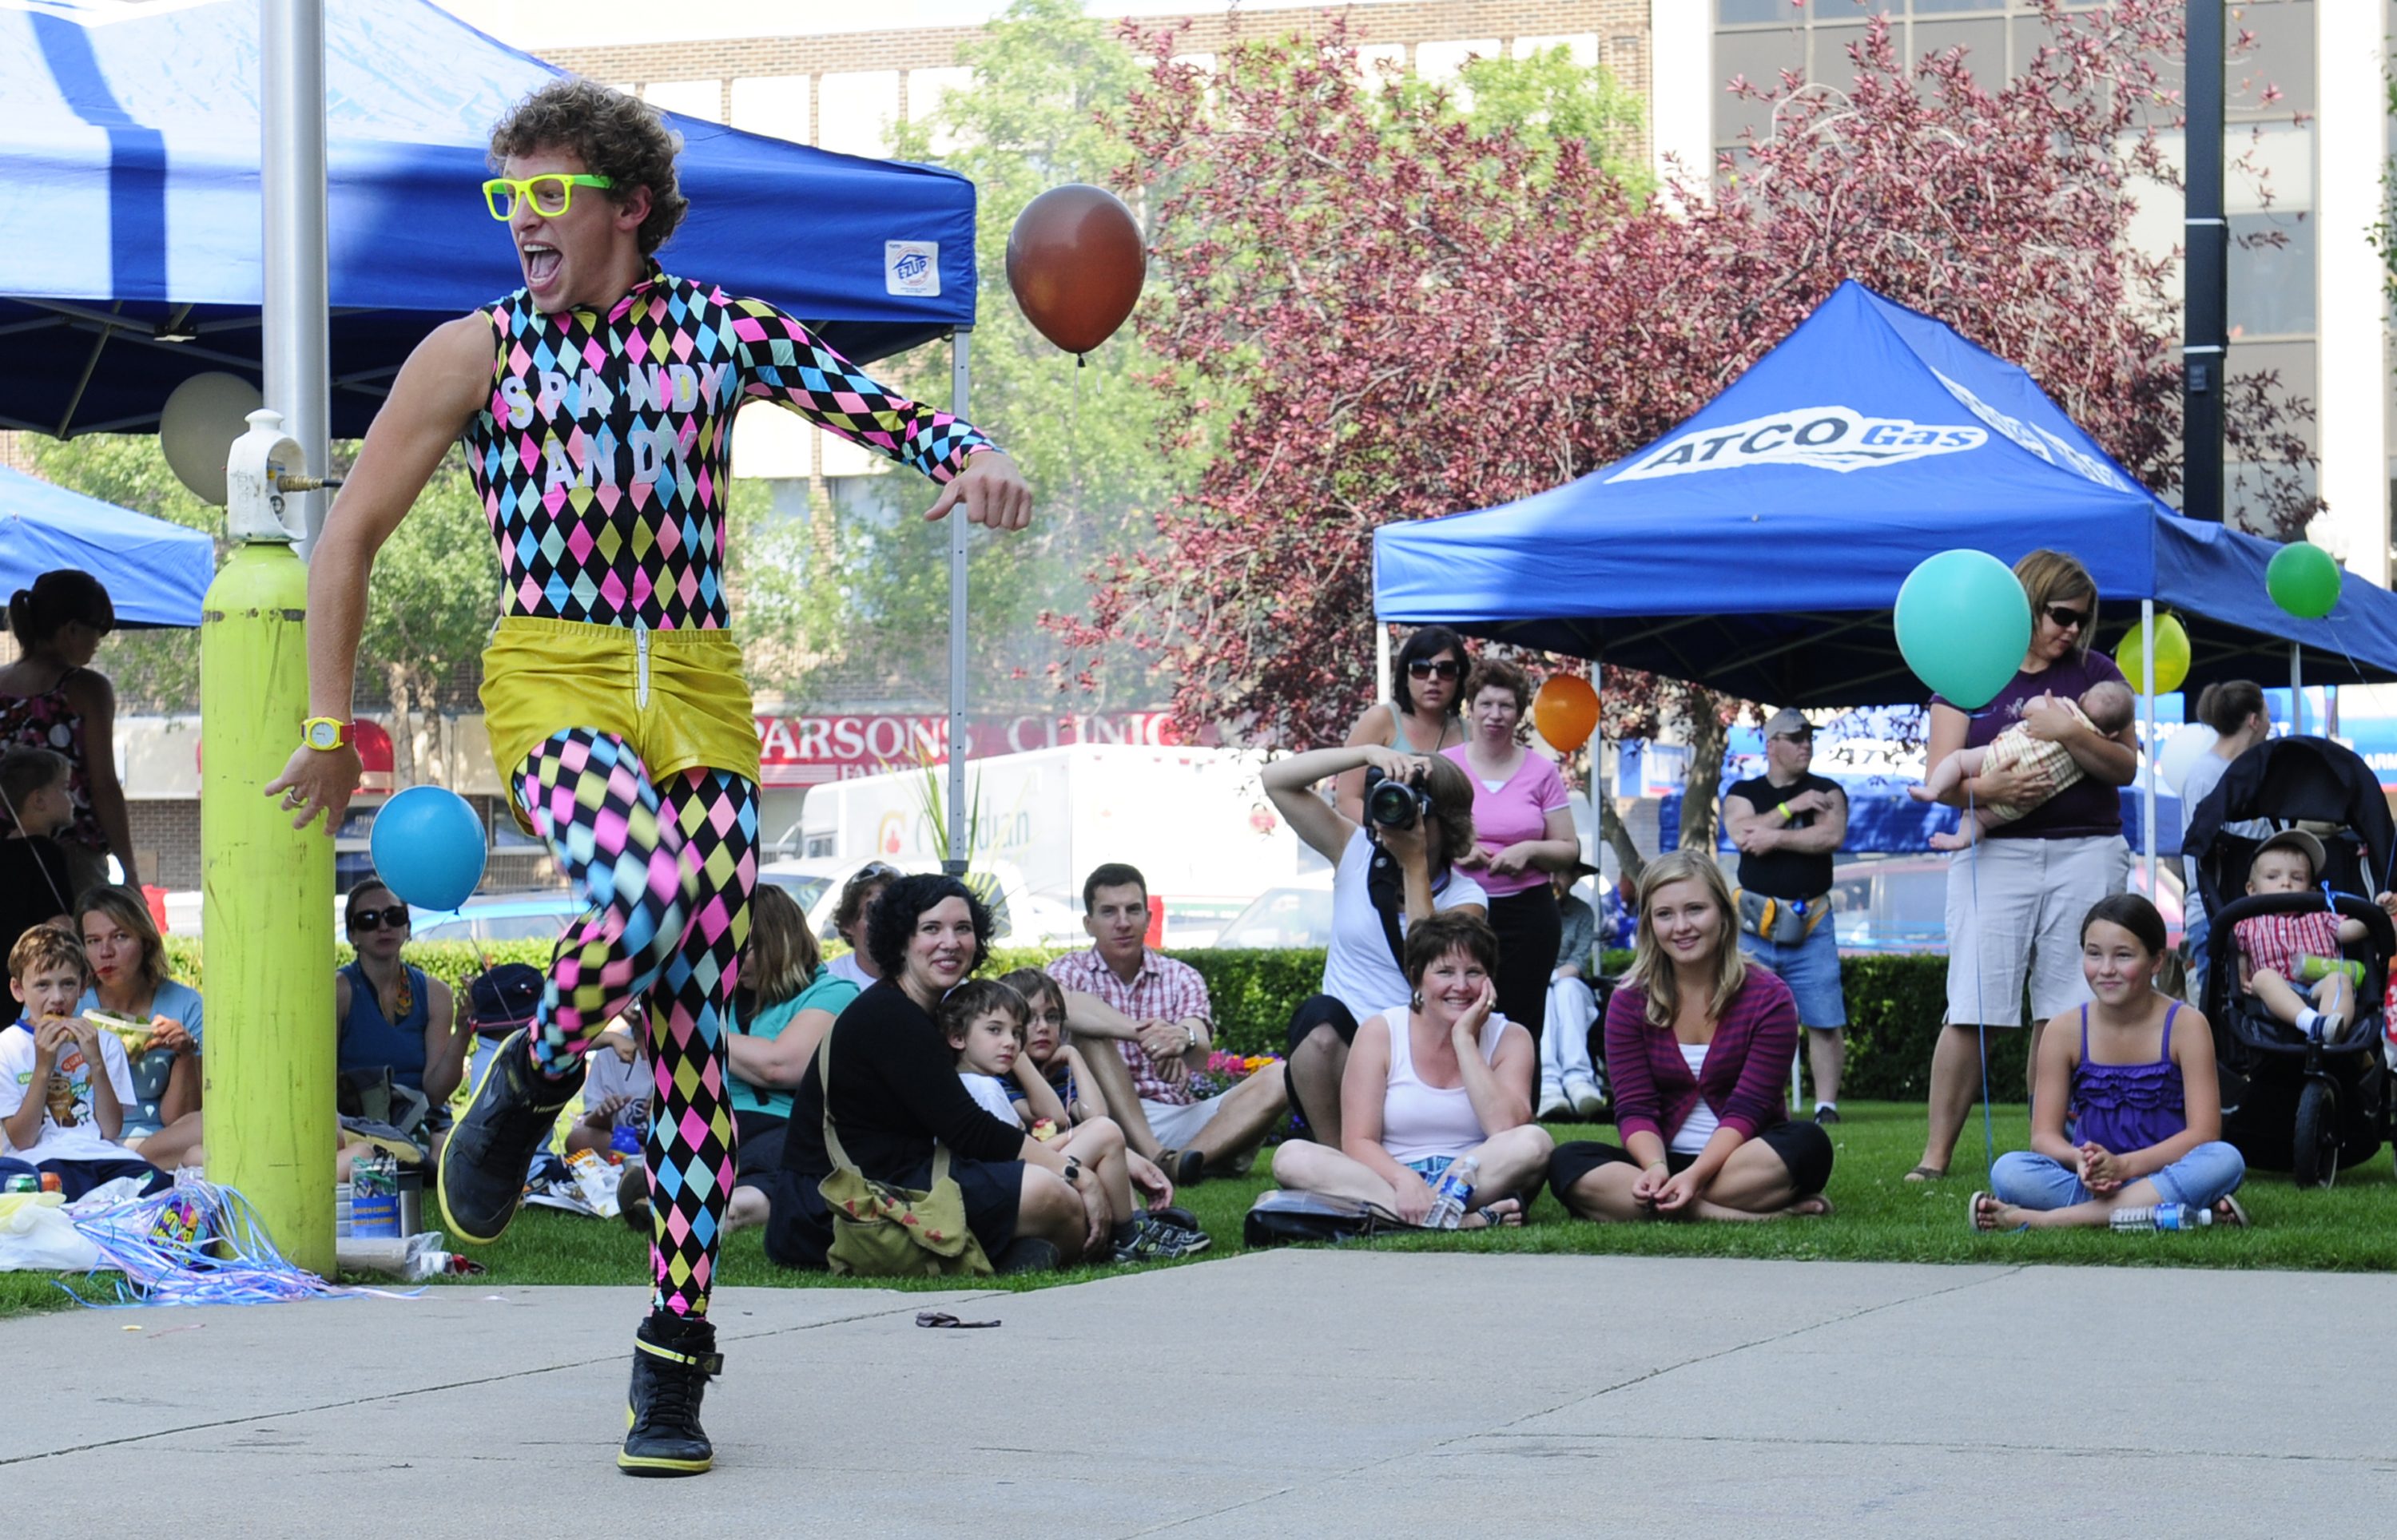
[
  {"left": 1263, "top": 743, "right": 1487, "bottom": 1150},
  {"left": 1335, "top": 625, "right": 1469, "bottom": 824}
]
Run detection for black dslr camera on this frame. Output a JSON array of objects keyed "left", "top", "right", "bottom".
[{"left": 1361, "top": 765, "right": 1434, "bottom": 832}]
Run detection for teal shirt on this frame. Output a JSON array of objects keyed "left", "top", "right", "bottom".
[{"left": 728, "top": 968, "right": 860, "bottom": 1119}]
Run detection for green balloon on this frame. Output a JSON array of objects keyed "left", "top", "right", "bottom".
[
  {"left": 1895, "top": 550, "right": 2033, "bottom": 710},
  {"left": 2266, "top": 542, "right": 2342, "bottom": 620}
]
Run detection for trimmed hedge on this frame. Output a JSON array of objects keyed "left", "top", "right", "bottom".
[{"left": 158, "top": 939, "right": 2010, "bottom": 1102}]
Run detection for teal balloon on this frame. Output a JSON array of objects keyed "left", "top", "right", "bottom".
[
  {"left": 369, "top": 785, "right": 487, "bottom": 911},
  {"left": 2266, "top": 541, "right": 2342, "bottom": 620},
  {"left": 1894, "top": 550, "right": 2033, "bottom": 710}
]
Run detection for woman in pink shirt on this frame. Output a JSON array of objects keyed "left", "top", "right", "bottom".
[{"left": 1443, "top": 660, "right": 1580, "bottom": 1042}]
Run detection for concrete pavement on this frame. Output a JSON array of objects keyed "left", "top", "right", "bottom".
[{"left": 9, "top": 1252, "right": 2395, "bottom": 1535}]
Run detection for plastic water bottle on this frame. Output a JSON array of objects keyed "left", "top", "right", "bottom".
[
  {"left": 2110, "top": 1202, "right": 2212, "bottom": 1232},
  {"left": 1421, "top": 1156, "right": 1480, "bottom": 1230},
  {"left": 610, "top": 1122, "right": 643, "bottom": 1157},
  {"left": 2296, "top": 954, "right": 2365, "bottom": 988}
]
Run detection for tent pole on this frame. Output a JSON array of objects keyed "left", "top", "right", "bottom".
[
  {"left": 263, "top": 0, "right": 330, "bottom": 554},
  {"left": 2291, "top": 640, "right": 2305, "bottom": 736},
  {"left": 2141, "top": 601, "right": 2157, "bottom": 909},
  {"left": 1375, "top": 618, "right": 1392, "bottom": 708},
  {"left": 945, "top": 329, "right": 972, "bottom": 876}
]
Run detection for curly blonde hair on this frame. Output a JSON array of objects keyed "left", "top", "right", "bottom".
[
  {"left": 488, "top": 78, "right": 689, "bottom": 255},
  {"left": 1624, "top": 849, "right": 1748, "bottom": 1031}
]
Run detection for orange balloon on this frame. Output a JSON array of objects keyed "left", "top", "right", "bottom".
[
  {"left": 1533, "top": 674, "right": 1600, "bottom": 753},
  {"left": 1005, "top": 185, "right": 1147, "bottom": 355}
]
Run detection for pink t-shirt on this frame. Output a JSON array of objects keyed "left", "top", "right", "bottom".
[{"left": 1442, "top": 744, "right": 1571, "bottom": 899}]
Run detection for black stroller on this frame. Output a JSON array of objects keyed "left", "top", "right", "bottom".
[{"left": 2185, "top": 736, "right": 2397, "bottom": 1187}]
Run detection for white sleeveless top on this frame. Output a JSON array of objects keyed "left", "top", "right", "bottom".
[{"left": 1376, "top": 1007, "right": 1510, "bottom": 1164}]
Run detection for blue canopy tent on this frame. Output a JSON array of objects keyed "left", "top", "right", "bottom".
[
  {"left": 1373, "top": 280, "right": 2397, "bottom": 705},
  {"left": 0, "top": 463, "right": 213, "bottom": 626},
  {"left": 0, "top": 0, "right": 979, "bottom": 436}
]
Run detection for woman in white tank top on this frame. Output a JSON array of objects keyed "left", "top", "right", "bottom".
[{"left": 1269, "top": 912, "right": 1552, "bottom": 1227}]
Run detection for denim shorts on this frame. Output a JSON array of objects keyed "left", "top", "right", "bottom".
[{"left": 1739, "top": 920, "right": 1846, "bottom": 1029}]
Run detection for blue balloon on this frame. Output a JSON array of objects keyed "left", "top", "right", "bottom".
[
  {"left": 369, "top": 785, "right": 487, "bottom": 911},
  {"left": 1894, "top": 550, "right": 2033, "bottom": 711}
]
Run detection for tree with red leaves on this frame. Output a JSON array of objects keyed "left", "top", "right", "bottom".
[{"left": 1057, "top": 2, "right": 2312, "bottom": 865}]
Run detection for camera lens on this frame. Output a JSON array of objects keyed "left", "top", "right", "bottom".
[{"left": 1365, "top": 778, "right": 1419, "bottom": 829}]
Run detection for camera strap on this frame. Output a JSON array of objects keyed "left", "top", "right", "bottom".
[{"left": 1365, "top": 839, "right": 1410, "bottom": 974}]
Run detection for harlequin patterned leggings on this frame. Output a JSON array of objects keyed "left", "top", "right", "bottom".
[{"left": 512, "top": 728, "right": 757, "bottom": 1320}]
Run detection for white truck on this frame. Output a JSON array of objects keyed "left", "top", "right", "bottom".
[{"left": 793, "top": 744, "right": 1312, "bottom": 944}]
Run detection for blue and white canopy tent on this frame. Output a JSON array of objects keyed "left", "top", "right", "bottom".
[
  {"left": 1373, "top": 280, "right": 2397, "bottom": 891},
  {"left": 0, "top": 464, "right": 213, "bottom": 626},
  {"left": 0, "top": 0, "right": 978, "bottom": 435}
]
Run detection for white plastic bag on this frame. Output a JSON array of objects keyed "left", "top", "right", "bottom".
[{"left": 0, "top": 1194, "right": 104, "bottom": 1272}]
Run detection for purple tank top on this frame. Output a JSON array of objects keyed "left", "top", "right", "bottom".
[{"left": 2069, "top": 1002, "right": 2186, "bottom": 1154}]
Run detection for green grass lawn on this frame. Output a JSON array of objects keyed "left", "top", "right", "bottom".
[{"left": 8, "top": 1101, "right": 2395, "bottom": 1320}]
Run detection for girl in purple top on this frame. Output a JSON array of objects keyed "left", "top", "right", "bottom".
[
  {"left": 1548, "top": 850, "right": 1835, "bottom": 1222},
  {"left": 1443, "top": 659, "right": 1579, "bottom": 1039},
  {"left": 1913, "top": 550, "right": 2139, "bottom": 1184},
  {"left": 1974, "top": 895, "right": 2246, "bottom": 1231}
]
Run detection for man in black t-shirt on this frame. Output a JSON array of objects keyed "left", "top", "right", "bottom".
[
  {"left": 0, "top": 748, "right": 81, "bottom": 963},
  {"left": 1719, "top": 709, "right": 1849, "bottom": 1124}
]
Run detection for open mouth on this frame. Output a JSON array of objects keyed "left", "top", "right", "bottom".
[{"left": 521, "top": 244, "right": 561, "bottom": 285}]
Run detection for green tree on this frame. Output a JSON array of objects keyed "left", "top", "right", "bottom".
[
  {"left": 22, "top": 432, "right": 217, "bottom": 712},
  {"left": 22, "top": 435, "right": 500, "bottom": 787},
  {"left": 745, "top": 0, "right": 1191, "bottom": 712}
]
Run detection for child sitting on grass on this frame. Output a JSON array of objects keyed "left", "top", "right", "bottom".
[
  {"left": 996, "top": 967, "right": 1093, "bottom": 1136},
  {"left": 1911, "top": 680, "right": 2137, "bottom": 849},
  {"left": 939, "top": 978, "right": 1210, "bottom": 1260},
  {"left": 0, "top": 924, "right": 167, "bottom": 1199},
  {"left": 566, "top": 1009, "right": 650, "bottom": 1157},
  {"left": 2232, "top": 829, "right": 2397, "bottom": 1045}
]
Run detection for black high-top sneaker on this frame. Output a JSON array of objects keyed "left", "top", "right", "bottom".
[
  {"left": 435, "top": 1028, "right": 583, "bottom": 1244},
  {"left": 621, "top": 1315, "right": 721, "bottom": 1476}
]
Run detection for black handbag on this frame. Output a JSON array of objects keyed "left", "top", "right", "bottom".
[{"left": 1242, "top": 1189, "right": 1411, "bottom": 1248}]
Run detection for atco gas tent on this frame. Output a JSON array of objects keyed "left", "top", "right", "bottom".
[
  {"left": 0, "top": 0, "right": 977, "bottom": 437},
  {"left": 1373, "top": 281, "right": 2397, "bottom": 705},
  {"left": 0, "top": 464, "right": 213, "bottom": 626}
]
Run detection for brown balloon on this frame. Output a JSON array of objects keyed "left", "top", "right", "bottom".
[{"left": 1005, "top": 184, "right": 1147, "bottom": 355}]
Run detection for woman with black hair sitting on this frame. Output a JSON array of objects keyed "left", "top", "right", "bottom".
[{"left": 731, "top": 873, "right": 1199, "bottom": 1272}]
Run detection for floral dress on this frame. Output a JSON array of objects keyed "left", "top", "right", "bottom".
[{"left": 0, "top": 670, "right": 105, "bottom": 855}]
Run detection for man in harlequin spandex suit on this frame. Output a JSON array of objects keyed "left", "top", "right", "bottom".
[{"left": 268, "top": 79, "right": 1032, "bottom": 1476}]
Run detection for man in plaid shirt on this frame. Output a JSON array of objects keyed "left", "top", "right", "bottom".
[{"left": 1047, "top": 863, "right": 1289, "bottom": 1187}]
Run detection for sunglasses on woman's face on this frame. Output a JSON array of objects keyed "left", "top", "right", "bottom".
[
  {"left": 1408, "top": 658, "right": 1462, "bottom": 680},
  {"left": 348, "top": 906, "right": 411, "bottom": 933},
  {"left": 2044, "top": 604, "right": 2090, "bottom": 632}
]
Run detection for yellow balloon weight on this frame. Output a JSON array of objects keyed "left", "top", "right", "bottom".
[{"left": 2114, "top": 613, "right": 2190, "bottom": 695}]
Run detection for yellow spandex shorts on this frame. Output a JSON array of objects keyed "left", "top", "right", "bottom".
[{"left": 479, "top": 617, "right": 761, "bottom": 834}]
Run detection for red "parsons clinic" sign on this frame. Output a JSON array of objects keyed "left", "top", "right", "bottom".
[{"left": 750, "top": 711, "right": 1183, "bottom": 787}]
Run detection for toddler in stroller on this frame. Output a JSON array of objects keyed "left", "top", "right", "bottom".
[{"left": 2231, "top": 829, "right": 2397, "bottom": 1046}]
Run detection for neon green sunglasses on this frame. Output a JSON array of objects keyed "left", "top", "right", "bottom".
[{"left": 481, "top": 173, "right": 614, "bottom": 220}]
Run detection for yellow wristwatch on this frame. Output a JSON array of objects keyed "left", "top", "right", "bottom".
[{"left": 301, "top": 716, "right": 351, "bottom": 752}]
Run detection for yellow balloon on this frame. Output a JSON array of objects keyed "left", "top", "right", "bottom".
[{"left": 2114, "top": 613, "right": 2191, "bottom": 694}]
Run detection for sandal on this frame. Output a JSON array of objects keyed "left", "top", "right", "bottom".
[
  {"left": 1903, "top": 1164, "right": 1948, "bottom": 1183},
  {"left": 2215, "top": 1193, "right": 2250, "bottom": 1229},
  {"left": 1968, "top": 1189, "right": 2027, "bottom": 1233},
  {"left": 1459, "top": 1197, "right": 1523, "bottom": 1229}
]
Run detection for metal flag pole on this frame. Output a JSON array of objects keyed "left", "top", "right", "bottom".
[
  {"left": 200, "top": 0, "right": 335, "bottom": 1274},
  {"left": 2141, "top": 601, "right": 2157, "bottom": 903},
  {"left": 946, "top": 329, "right": 972, "bottom": 876}
]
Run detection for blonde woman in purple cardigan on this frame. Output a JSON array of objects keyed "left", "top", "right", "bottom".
[{"left": 1549, "top": 850, "right": 1835, "bottom": 1222}]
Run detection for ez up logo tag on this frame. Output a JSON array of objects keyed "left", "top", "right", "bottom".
[
  {"left": 885, "top": 241, "right": 941, "bottom": 298},
  {"left": 1607, "top": 408, "right": 1987, "bottom": 481}
]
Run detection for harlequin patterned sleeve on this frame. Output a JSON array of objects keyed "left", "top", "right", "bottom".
[{"left": 724, "top": 296, "right": 997, "bottom": 482}]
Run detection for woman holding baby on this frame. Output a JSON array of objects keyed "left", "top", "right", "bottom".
[{"left": 1910, "top": 550, "right": 2139, "bottom": 1183}]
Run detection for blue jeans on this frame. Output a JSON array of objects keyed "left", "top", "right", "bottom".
[
  {"left": 1989, "top": 1142, "right": 2246, "bottom": 1211},
  {"left": 1738, "top": 919, "right": 1846, "bottom": 1028}
]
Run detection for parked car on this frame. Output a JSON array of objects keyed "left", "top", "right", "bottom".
[
  {"left": 410, "top": 891, "right": 583, "bottom": 944},
  {"left": 1215, "top": 875, "right": 1336, "bottom": 950},
  {"left": 755, "top": 855, "right": 1086, "bottom": 949}
]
